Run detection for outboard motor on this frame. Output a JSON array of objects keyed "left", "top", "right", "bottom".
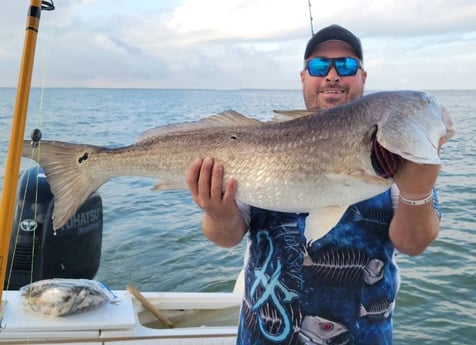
[{"left": 5, "top": 165, "right": 103, "bottom": 290}]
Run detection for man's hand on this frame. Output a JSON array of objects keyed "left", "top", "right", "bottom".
[
  {"left": 392, "top": 160, "right": 440, "bottom": 200},
  {"left": 187, "top": 157, "right": 246, "bottom": 247}
]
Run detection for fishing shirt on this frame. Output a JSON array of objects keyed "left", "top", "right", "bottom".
[{"left": 236, "top": 187, "right": 440, "bottom": 345}]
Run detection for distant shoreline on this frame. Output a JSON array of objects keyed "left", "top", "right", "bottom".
[{"left": 0, "top": 87, "right": 475, "bottom": 92}]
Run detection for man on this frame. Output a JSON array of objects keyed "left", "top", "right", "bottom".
[{"left": 187, "top": 24, "right": 441, "bottom": 345}]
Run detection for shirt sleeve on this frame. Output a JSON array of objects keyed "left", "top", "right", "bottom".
[{"left": 236, "top": 199, "right": 251, "bottom": 227}]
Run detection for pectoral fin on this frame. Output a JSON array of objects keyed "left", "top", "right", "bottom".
[
  {"left": 152, "top": 181, "right": 187, "bottom": 191},
  {"left": 305, "top": 205, "right": 348, "bottom": 242}
]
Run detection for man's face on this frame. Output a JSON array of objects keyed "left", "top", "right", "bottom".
[{"left": 301, "top": 40, "right": 367, "bottom": 110}]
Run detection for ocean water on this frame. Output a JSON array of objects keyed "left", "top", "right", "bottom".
[{"left": 0, "top": 88, "right": 474, "bottom": 344}]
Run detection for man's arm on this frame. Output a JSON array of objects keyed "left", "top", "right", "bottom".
[
  {"left": 187, "top": 157, "right": 247, "bottom": 248},
  {"left": 389, "top": 161, "right": 441, "bottom": 256}
]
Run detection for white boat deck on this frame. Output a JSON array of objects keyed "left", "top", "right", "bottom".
[{"left": 0, "top": 290, "right": 241, "bottom": 344}]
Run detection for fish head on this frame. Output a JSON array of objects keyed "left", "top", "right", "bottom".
[
  {"left": 425, "top": 93, "right": 455, "bottom": 142},
  {"left": 375, "top": 91, "right": 455, "bottom": 165}
]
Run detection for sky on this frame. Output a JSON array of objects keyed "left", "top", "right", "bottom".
[{"left": 0, "top": 0, "right": 475, "bottom": 90}]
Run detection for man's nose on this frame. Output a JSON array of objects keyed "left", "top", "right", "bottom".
[{"left": 326, "top": 66, "right": 340, "bottom": 82}]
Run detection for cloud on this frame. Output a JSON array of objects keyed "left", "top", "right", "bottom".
[{"left": 0, "top": 0, "right": 475, "bottom": 89}]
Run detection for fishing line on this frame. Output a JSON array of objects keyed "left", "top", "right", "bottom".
[
  {"left": 37, "top": 0, "right": 56, "bottom": 132},
  {"left": 5, "top": 0, "right": 56, "bottom": 292}
]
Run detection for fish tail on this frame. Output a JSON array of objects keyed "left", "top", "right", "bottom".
[
  {"left": 22, "top": 140, "right": 110, "bottom": 229},
  {"left": 359, "top": 304, "right": 368, "bottom": 317}
]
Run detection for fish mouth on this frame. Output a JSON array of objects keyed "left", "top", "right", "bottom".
[{"left": 441, "top": 106, "right": 456, "bottom": 140}]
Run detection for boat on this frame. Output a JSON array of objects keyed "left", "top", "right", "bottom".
[
  {"left": 0, "top": 1, "right": 241, "bottom": 343},
  {"left": 0, "top": 290, "right": 241, "bottom": 344}
]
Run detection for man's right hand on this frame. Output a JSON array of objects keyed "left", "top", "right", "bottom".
[{"left": 186, "top": 157, "right": 247, "bottom": 247}]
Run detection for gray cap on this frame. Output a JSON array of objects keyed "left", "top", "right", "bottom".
[{"left": 304, "top": 24, "right": 363, "bottom": 60}]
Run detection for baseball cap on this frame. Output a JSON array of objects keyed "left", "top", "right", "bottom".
[{"left": 304, "top": 24, "right": 363, "bottom": 61}]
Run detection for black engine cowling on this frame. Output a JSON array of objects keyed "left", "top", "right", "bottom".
[{"left": 5, "top": 165, "right": 103, "bottom": 290}]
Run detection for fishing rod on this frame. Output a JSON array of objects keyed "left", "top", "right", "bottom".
[
  {"left": 0, "top": 0, "right": 54, "bottom": 307},
  {"left": 308, "top": 0, "right": 315, "bottom": 36}
]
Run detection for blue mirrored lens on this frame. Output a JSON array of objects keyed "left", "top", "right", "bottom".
[
  {"left": 307, "top": 57, "right": 359, "bottom": 77},
  {"left": 334, "top": 57, "right": 359, "bottom": 76},
  {"left": 307, "top": 58, "right": 331, "bottom": 77}
]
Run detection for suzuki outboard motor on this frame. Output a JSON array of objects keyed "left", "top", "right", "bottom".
[{"left": 5, "top": 165, "right": 103, "bottom": 290}]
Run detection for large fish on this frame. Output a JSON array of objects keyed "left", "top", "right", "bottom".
[{"left": 22, "top": 91, "right": 454, "bottom": 231}]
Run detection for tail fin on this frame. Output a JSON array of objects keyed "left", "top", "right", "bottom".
[{"left": 22, "top": 140, "right": 108, "bottom": 229}]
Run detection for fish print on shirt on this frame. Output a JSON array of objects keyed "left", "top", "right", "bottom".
[
  {"left": 359, "top": 299, "right": 395, "bottom": 322},
  {"left": 302, "top": 246, "right": 385, "bottom": 287}
]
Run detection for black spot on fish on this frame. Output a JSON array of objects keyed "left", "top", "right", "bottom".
[{"left": 78, "top": 152, "right": 89, "bottom": 164}]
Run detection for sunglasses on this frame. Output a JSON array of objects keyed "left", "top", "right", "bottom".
[{"left": 305, "top": 57, "right": 362, "bottom": 77}]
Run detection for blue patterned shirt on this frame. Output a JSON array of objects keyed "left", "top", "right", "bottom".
[{"left": 237, "top": 189, "right": 440, "bottom": 345}]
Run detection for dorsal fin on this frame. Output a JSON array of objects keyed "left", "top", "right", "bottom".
[
  {"left": 271, "top": 109, "right": 317, "bottom": 122},
  {"left": 136, "top": 110, "right": 263, "bottom": 144}
]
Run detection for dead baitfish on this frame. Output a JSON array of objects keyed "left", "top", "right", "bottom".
[
  {"left": 22, "top": 91, "right": 454, "bottom": 232},
  {"left": 20, "top": 278, "right": 117, "bottom": 317}
]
